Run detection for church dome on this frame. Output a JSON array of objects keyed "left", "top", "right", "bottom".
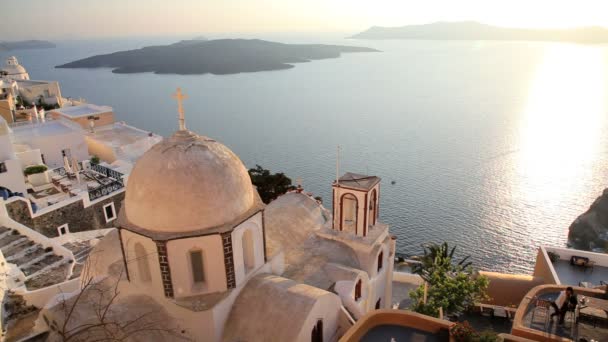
[
  {"left": 2, "top": 57, "right": 27, "bottom": 76},
  {"left": 2, "top": 64, "right": 27, "bottom": 75},
  {"left": 124, "top": 130, "right": 254, "bottom": 232}
]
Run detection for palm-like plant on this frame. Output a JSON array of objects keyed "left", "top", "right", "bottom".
[{"left": 411, "top": 242, "right": 472, "bottom": 283}]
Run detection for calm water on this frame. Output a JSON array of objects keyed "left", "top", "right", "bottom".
[{"left": 4, "top": 35, "right": 608, "bottom": 274}]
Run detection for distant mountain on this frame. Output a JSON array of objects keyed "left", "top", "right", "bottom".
[
  {"left": 0, "top": 40, "right": 56, "bottom": 51},
  {"left": 56, "top": 39, "right": 379, "bottom": 75},
  {"left": 351, "top": 21, "right": 608, "bottom": 44}
]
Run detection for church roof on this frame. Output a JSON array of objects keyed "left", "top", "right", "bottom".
[
  {"left": 335, "top": 172, "right": 380, "bottom": 191},
  {"left": 124, "top": 129, "right": 257, "bottom": 234},
  {"left": 264, "top": 192, "right": 361, "bottom": 289},
  {"left": 222, "top": 274, "right": 335, "bottom": 342}
]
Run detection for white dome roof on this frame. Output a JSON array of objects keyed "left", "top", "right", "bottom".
[
  {"left": 2, "top": 64, "right": 27, "bottom": 75},
  {"left": 124, "top": 130, "right": 254, "bottom": 232}
]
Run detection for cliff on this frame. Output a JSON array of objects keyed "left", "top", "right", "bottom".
[{"left": 568, "top": 189, "right": 608, "bottom": 252}]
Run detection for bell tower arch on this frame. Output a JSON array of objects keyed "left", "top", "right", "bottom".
[{"left": 332, "top": 172, "right": 381, "bottom": 237}]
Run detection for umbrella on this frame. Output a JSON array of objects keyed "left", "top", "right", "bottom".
[
  {"left": 63, "top": 156, "right": 72, "bottom": 174},
  {"left": 71, "top": 157, "right": 80, "bottom": 184}
]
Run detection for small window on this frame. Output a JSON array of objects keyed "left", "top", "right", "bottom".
[
  {"left": 57, "top": 224, "right": 69, "bottom": 236},
  {"left": 0, "top": 163, "right": 6, "bottom": 173},
  {"left": 377, "top": 251, "right": 384, "bottom": 273},
  {"left": 190, "top": 250, "right": 205, "bottom": 284},
  {"left": 103, "top": 202, "right": 116, "bottom": 223},
  {"left": 354, "top": 279, "right": 362, "bottom": 301}
]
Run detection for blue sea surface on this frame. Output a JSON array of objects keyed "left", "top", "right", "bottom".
[{"left": 4, "top": 35, "right": 608, "bottom": 273}]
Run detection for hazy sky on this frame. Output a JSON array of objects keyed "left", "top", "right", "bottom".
[{"left": 4, "top": 0, "right": 608, "bottom": 39}]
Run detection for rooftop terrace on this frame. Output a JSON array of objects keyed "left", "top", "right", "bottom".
[
  {"left": 542, "top": 246, "right": 608, "bottom": 288},
  {"left": 514, "top": 285, "right": 608, "bottom": 342},
  {"left": 51, "top": 104, "right": 112, "bottom": 118}
]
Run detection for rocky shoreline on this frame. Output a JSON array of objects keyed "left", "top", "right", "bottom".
[{"left": 568, "top": 188, "right": 608, "bottom": 252}]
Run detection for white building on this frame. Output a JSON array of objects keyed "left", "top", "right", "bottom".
[
  {"left": 0, "top": 56, "right": 30, "bottom": 81},
  {"left": 11, "top": 119, "right": 88, "bottom": 169},
  {"left": 38, "top": 105, "right": 395, "bottom": 341}
]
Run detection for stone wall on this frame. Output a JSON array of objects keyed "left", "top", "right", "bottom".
[{"left": 5, "top": 192, "right": 125, "bottom": 238}]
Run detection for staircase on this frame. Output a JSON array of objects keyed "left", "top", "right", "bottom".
[{"left": 0, "top": 226, "right": 70, "bottom": 290}]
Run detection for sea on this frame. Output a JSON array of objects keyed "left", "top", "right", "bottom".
[{"left": 3, "top": 33, "right": 608, "bottom": 274}]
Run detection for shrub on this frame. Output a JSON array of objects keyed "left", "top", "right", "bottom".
[
  {"left": 547, "top": 251, "right": 560, "bottom": 263},
  {"left": 90, "top": 156, "right": 100, "bottom": 165},
  {"left": 24, "top": 165, "right": 48, "bottom": 176},
  {"left": 451, "top": 321, "right": 476, "bottom": 342}
]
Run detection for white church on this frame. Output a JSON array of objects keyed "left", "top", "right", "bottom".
[
  {"left": 41, "top": 89, "right": 395, "bottom": 342},
  {"left": 0, "top": 56, "right": 30, "bottom": 81}
]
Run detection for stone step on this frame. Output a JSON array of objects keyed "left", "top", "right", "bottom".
[
  {"left": 3, "top": 240, "right": 36, "bottom": 259},
  {"left": 74, "top": 246, "right": 94, "bottom": 262},
  {"left": 0, "top": 233, "right": 24, "bottom": 249},
  {"left": 0, "top": 226, "right": 12, "bottom": 235},
  {"left": 9, "top": 247, "right": 48, "bottom": 267},
  {"left": 0, "top": 236, "right": 28, "bottom": 252},
  {"left": 21, "top": 254, "right": 64, "bottom": 277},
  {"left": 24, "top": 257, "right": 67, "bottom": 282},
  {"left": 0, "top": 228, "right": 13, "bottom": 241}
]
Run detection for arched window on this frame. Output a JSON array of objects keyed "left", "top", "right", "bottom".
[
  {"left": 340, "top": 193, "right": 358, "bottom": 234},
  {"left": 311, "top": 319, "right": 323, "bottom": 342},
  {"left": 369, "top": 189, "right": 377, "bottom": 227},
  {"left": 377, "top": 251, "right": 383, "bottom": 273},
  {"left": 242, "top": 229, "right": 255, "bottom": 273},
  {"left": 134, "top": 243, "right": 151, "bottom": 283},
  {"left": 375, "top": 298, "right": 381, "bottom": 310},
  {"left": 354, "top": 279, "right": 362, "bottom": 301}
]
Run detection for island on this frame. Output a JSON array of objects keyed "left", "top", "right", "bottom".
[
  {"left": 0, "top": 40, "right": 56, "bottom": 52},
  {"left": 350, "top": 21, "right": 608, "bottom": 44},
  {"left": 56, "top": 39, "right": 379, "bottom": 75},
  {"left": 568, "top": 189, "right": 608, "bottom": 253}
]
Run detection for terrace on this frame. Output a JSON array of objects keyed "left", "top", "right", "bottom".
[
  {"left": 513, "top": 285, "right": 608, "bottom": 342},
  {"left": 541, "top": 246, "right": 608, "bottom": 288},
  {"left": 28, "top": 163, "right": 124, "bottom": 209}
]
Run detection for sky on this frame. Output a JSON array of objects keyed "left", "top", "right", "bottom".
[{"left": 3, "top": 0, "right": 608, "bottom": 39}]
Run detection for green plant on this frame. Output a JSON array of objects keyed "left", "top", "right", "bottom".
[
  {"left": 409, "top": 242, "right": 489, "bottom": 317},
  {"left": 24, "top": 165, "right": 48, "bottom": 176},
  {"left": 248, "top": 165, "right": 295, "bottom": 204},
  {"left": 90, "top": 156, "right": 100, "bottom": 165},
  {"left": 547, "top": 251, "right": 560, "bottom": 263},
  {"left": 451, "top": 321, "right": 476, "bottom": 342},
  {"left": 450, "top": 323, "right": 498, "bottom": 342},
  {"left": 476, "top": 330, "right": 499, "bottom": 342}
]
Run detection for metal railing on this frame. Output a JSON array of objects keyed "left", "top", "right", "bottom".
[
  {"left": 88, "top": 179, "right": 124, "bottom": 201},
  {"left": 89, "top": 163, "right": 123, "bottom": 180}
]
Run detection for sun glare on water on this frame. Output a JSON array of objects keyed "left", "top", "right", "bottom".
[{"left": 517, "top": 44, "right": 607, "bottom": 206}]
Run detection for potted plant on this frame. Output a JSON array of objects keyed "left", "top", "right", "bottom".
[
  {"left": 90, "top": 156, "right": 100, "bottom": 165},
  {"left": 24, "top": 165, "right": 49, "bottom": 187},
  {"left": 547, "top": 251, "right": 560, "bottom": 263},
  {"left": 450, "top": 321, "right": 476, "bottom": 342}
]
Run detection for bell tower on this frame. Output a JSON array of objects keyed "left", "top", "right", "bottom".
[{"left": 332, "top": 172, "right": 381, "bottom": 237}]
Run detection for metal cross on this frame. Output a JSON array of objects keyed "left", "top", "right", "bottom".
[{"left": 172, "top": 87, "right": 188, "bottom": 131}]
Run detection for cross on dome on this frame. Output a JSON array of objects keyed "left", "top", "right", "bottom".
[{"left": 172, "top": 87, "right": 188, "bottom": 131}]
